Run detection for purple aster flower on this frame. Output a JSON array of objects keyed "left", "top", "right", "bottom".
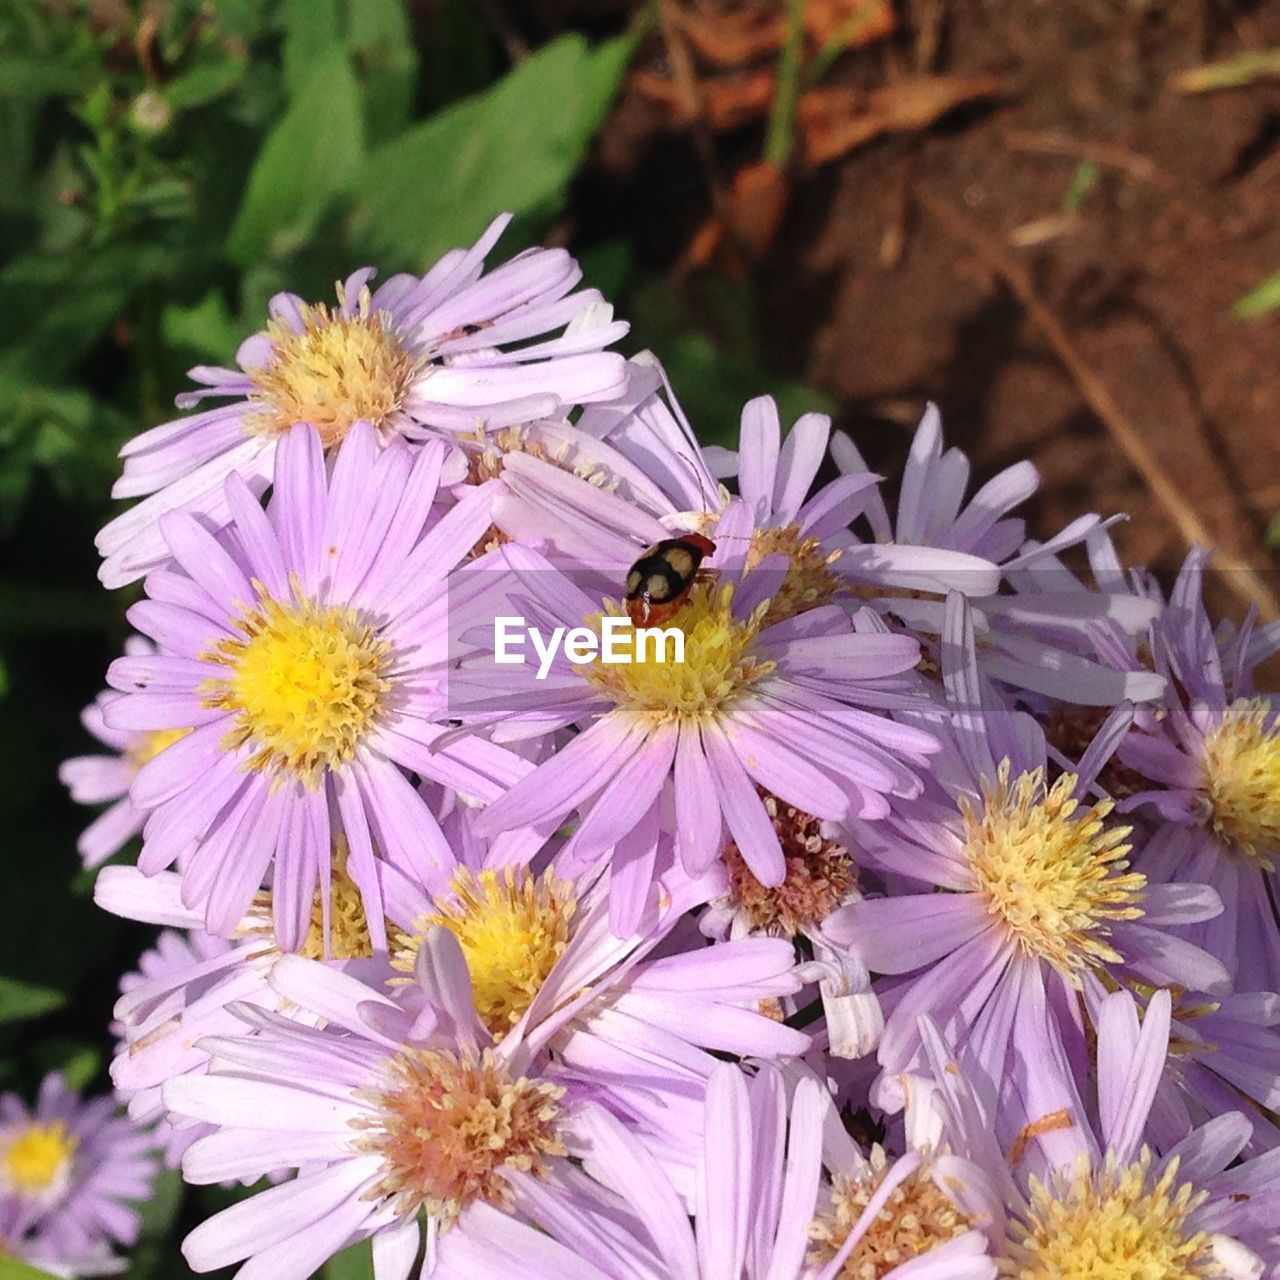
[
  {"left": 698, "top": 805, "right": 883, "bottom": 1059},
  {"left": 434, "top": 1059, "right": 996, "bottom": 1280},
  {"left": 454, "top": 526, "right": 939, "bottom": 931},
  {"left": 1114, "top": 548, "right": 1280, "bottom": 989},
  {"left": 96, "top": 214, "right": 629, "bottom": 587},
  {"left": 1092, "top": 986, "right": 1280, "bottom": 1159},
  {"left": 102, "top": 420, "right": 528, "bottom": 948},
  {"left": 58, "top": 638, "right": 191, "bottom": 869},
  {"left": 918, "top": 988, "right": 1280, "bottom": 1277},
  {"left": 110, "top": 919, "right": 234, "bottom": 1167},
  {"left": 501, "top": 367, "right": 1009, "bottom": 603},
  {"left": 0, "top": 1073, "right": 159, "bottom": 1276},
  {"left": 165, "top": 937, "right": 725, "bottom": 1280},
  {"left": 831, "top": 402, "right": 1105, "bottom": 574},
  {"left": 831, "top": 408, "right": 1168, "bottom": 707},
  {"left": 826, "top": 595, "right": 1229, "bottom": 1142}
]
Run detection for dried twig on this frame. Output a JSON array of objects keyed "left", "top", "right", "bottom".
[
  {"left": 1172, "top": 48, "right": 1280, "bottom": 93},
  {"left": 916, "top": 188, "right": 1280, "bottom": 622},
  {"left": 1003, "top": 129, "right": 1171, "bottom": 187}
]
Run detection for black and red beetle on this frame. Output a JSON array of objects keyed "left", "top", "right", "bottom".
[{"left": 624, "top": 533, "right": 717, "bottom": 627}]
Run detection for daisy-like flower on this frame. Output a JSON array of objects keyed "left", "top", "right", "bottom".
[
  {"left": 505, "top": 368, "right": 1007, "bottom": 607},
  {"left": 58, "top": 638, "right": 190, "bottom": 869},
  {"left": 96, "top": 214, "right": 628, "bottom": 587},
  {"left": 919, "top": 988, "right": 1280, "bottom": 1278},
  {"left": 831, "top": 407, "right": 1168, "bottom": 707},
  {"left": 699, "top": 798, "right": 884, "bottom": 1058},
  {"left": 103, "top": 420, "right": 529, "bottom": 947},
  {"left": 830, "top": 403, "right": 1102, "bottom": 574},
  {"left": 0, "top": 1073, "right": 159, "bottom": 1277},
  {"left": 455, "top": 527, "right": 939, "bottom": 929},
  {"left": 97, "top": 857, "right": 392, "bottom": 1164},
  {"left": 110, "top": 917, "right": 234, "bottom": 1165},
  {"left": 385, "top": 845, "right": 813, "bottom": 1193},
  {"left": 1115, "top": 548, "right": 1280, "bottom": 989},
  {"left": 166, "top": 933, "right": 744, "bottom": 1280},
  {"left": 434, "top": 1059, "right": 996, "bottom": 1280},
  {"left": 1091, "top": 985, "right": 1280, "bottom": 1158},
  {"left": 827, "top": 596, "right": 1228, "bottom": 1140}
]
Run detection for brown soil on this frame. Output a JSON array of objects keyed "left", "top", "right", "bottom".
[{"left": 574, "top": 0, "right": 1280, "bottom": 619}]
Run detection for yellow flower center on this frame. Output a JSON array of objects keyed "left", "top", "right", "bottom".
[
  {"left": 1005, "top": 1152, "right": 1221, "bottom": 1280},
  {"left": 359, "top": 1047, "right": 566, "bottom": 1226},
  {"left": 395, "top": 867, "right": 577, "bottom": 1037},
  {"left": 746, "top": 523, "right": 844, "bottom": 625},
  {"left": 583, "top": 581, "right": 775, "bottom": 725},
  {"left": 461, "top": 425, "right": 621, "bottom": 559},
  {"left": 1200, "top": 697, "right": 1280, "bottom": 868},
  {"left": 964, "top": 763, "right": 1145, "bottom": 981},
  {"left": 809, "top": 1148, "right": 973, "bottom": 1279},
  {"left": 298, "top": 858, "right": 375, "bottom": 961},
  {"left": 126, "top": 725, "right": 192, "bottom": 769},
  {"left": 247, "top": 289, "right": 417, "bottom": 447},
  {"left": 201, "top": 586, "right": 391, "bottom": 787},
  {"left": 3, "top": 1122, "right": 77, "bottom": 1194},
  {"left": 725, "top": 791, "right": 855, "bottom": 934}
]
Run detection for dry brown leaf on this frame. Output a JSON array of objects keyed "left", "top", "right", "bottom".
[
  {"left": 675, "top": 0, "right": 894, "bottom": 67},
  {"left": 800, "top": 75, "right": 1005, "bottom": 165},
  {"left": 676, "top": 160, "right": 791, "bottom": 276},
  {"left": 805, "top": 0, "right": 895, "bottom": 49},
  {"left": 633, "top": 66, "right": 776, "bottom": 130},
  {"left": 728, "top": 158, "right": 791, "bottom": 259}
]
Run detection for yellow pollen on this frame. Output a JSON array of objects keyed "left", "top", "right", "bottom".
[
  {"left": 3, "top": 1122, "right": 77, "bottom": 1194},
  {"left": 809, "top": 1147, "right": 973, "bottom": 1279},
  {"left": 746, "top": 523, "right": 844, "bottom": 625},
  {"left": 963, "top": 762, "right": 1145, "bottom": 981},
  {"left": 460, "top": 426, "right": 620, "bottom": 559},
  {"left": 200, "top": 585, "right": 391, "bottom": 787},
  {"left": 1200, "top": 697, "right": 1280, "bottom": 868},
  {"left": 127, "top": 725, "right": 191, "bottom": 769},
  {"left": 300, "top": 858, "right": 375, "bottom": 961},
  {"left": 725, "top": 791, "right": 855, "bottom": 934},
  {"left": 1004, "top": 1151, "right": 1221, "bottom": 1280},
  {"left": 583, "top": 581, "right": 775, "bottom": 724},
  {"left": 247, "top": 288, "right": 417, "bottom": 447},
  {"left": 394, "top": 867, "right": 577, "bottom": 1037},
  {"left": 357, "top": 1047, "right": 566, "bottom": 1226}
]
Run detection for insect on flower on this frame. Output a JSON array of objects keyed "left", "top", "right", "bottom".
[{"left": 624, "top": 532, "right": 717, "bottom": 627}]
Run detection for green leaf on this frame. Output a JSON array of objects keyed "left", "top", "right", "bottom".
[
  {"left": 1235, "top": 268, "right": 1280, "bottom": 319},
  {"left": 1266, "top": 514, "right": 1280, "bottom": 547},
  {"left": 33, "top": 1039, "right": 100, "bottom": 1091},
  {"left": 0, "top": 975, "right": 65, "bottom": 1025},
  {"left": 324, "top": 1239, "right": 374, "bottom": 1280},
  {"left": 162, "top": 290, "right": 242, "bottom": 363},
  {"left": 347, "top": 0, "right": 419, "bottom": 144},
  {"left": 283, "top": 0, "right": 343, "bottom": 99},
  {"left": 0, "top": 56, "right": 94, "bottom": 100},
  {"left": 351, "top": 33, "right": 634, "bottom": 267},
  {"left": 165, "top": 55, "right": 249, "bottom": 111},
  {"left": 0, "top": 1256, "right": 62, "bottom": 1280},
  {"left": 649, "top": 329, "right": 839, "bottom": 448},
  {"left": 226, "top": 46, "right": 364, "bottom": 265},
  {"left": 138, "top": 1168, "right": 185, "bottom": 1240}
]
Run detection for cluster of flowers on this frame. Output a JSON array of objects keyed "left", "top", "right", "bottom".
[{"left": 10, "top": 210, "right": 1277, "bottom": 1278}]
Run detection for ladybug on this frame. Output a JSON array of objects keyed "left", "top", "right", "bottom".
[{"left": 625, "top": 533, "right": 716, "bottom": 627}]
